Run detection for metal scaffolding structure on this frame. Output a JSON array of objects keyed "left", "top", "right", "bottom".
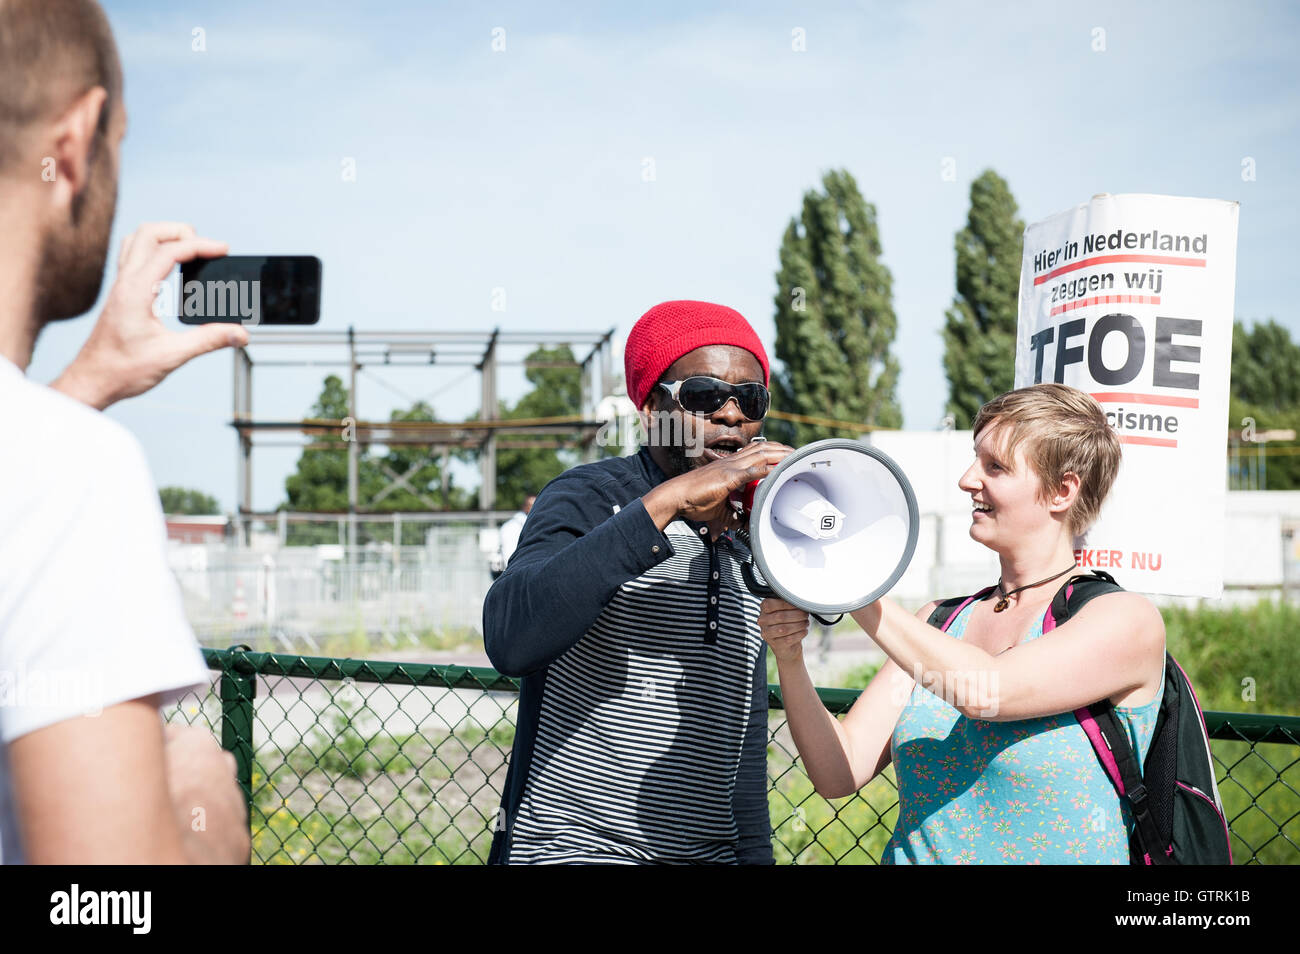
[{"left": 231, "top": 326, "right": 617, "bottom": 547}]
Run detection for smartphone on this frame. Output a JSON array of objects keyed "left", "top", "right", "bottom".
[{"left": 178, "top": 255, "right": 322, "bottom": 325}]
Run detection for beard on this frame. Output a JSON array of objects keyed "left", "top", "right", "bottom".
[
  {"left": 662, "top": 439, "right": 690, "bottom": 477},
  {"left": 647, "top": 405, "right": 710, "bottom": 477},
  {"left": 36, "top": 137, "right": 118, "bottom": 324}
]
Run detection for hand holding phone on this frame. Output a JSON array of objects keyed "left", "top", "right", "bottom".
[{"left": 51, "top": 222, "right": 250, "bottom": 411}]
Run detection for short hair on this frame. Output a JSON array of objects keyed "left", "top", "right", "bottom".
[
  {"left": 0, "top": 0, "right": 122, "bottom": 174},
  {"left": 971, "top": 383, "right": 1122, "bottom": 536}
]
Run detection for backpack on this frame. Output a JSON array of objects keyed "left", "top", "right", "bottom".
[{"left": 926, "top": 570, "right": 1233, "bottom": 865}]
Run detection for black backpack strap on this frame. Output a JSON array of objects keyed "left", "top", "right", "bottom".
[
  {"left": 1048, "top": 570, "right": 1120, "bottom": 628},
  {"left": 926, "top": 597, "right": 967, "bottom": 628},
  {"left": 1055, "top": 571, "right": 1172, "bottom": 864},
  {"left": 1085, "top": 702, "right": 1173, "bottom": 865},
  {"left": 926, "top": 586, "right": 997, "bottom": 631}
]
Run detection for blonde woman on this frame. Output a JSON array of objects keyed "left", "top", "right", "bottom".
[{"left": 758, "top": 383, "right": 1166, "bottom": 864}]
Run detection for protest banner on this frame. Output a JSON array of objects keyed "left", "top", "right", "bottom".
[{"left": 1015, "top": 193, "right": 1239, "bottom": 597}]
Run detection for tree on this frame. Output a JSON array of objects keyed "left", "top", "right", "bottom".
[
  {"left": 283, "top": 374, "right": 371, "bottom": 512},
  {"left": 1229, "top": 319, "right": 1300, "bottom": 490},
  {"left": 942, "top": 169, "right": 1025, "bottom": 429},
  {"left": 281, "top": 354, "right": 591, "bottom": 524},
  {"left": 771, "top": 169, "right": 902, "bottom": 445},
  {"left": 281, "top": 375, "right": 365, "bottom": 544},
  {"left": 494, "top": 345, "right": 583, "bottom": 509},
  {"left": 282, "top": 376, "right": 474, "bottom": 542},
  {"left": 1231, "top": 319, "right": 1300, "bottom": 413},
  {"left": 372, "top": 401, "right": 472, "bottom": 521},
  {"left": 159, "top": 486, "right": 220, "bottom": 515}
]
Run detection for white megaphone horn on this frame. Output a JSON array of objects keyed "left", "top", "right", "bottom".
[{"left": 735, "top": 438, "right": 920, "bottom": 623}]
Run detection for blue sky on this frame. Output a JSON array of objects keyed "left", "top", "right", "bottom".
[{"left": 27, "top": 0, "right": 1300, "bottom": 512}]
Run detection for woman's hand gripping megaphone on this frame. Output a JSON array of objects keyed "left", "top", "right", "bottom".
[{"left": 756, "top": 598, "right": 813, "bottom": 665}]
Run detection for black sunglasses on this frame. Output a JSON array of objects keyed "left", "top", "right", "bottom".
[{"left": 657, "top": 376, "right": 770, "bottom": 420}]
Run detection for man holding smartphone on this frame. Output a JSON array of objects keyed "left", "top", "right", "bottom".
[
  {"left": 0, "top": 0, "right": 249, "bottom": 863},
  {"left": 484, "top": 300, "right": 793, "bottom": 864}
]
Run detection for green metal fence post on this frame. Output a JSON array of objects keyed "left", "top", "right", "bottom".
[{"left": 220, "top": 644, "right": 257, "bottom": 817}]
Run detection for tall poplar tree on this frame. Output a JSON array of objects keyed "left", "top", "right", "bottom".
[
  {"left": 771, "top": 169, "right": 902, "bottom": 445},
  {"left": 942, "top": 169, "right": 1025, "bottom": 428}
]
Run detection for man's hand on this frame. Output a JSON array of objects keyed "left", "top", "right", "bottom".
[
  {"left": 642, "top": 440, "right": 794, "bottom": 530},
  {"left": 163, "top": 723, "right": 251, "bottom": 865},
  {"left": 51, "top": 223, "right": 249, "bottom": 411}
]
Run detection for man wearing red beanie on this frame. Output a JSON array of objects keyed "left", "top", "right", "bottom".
[{"left": 484, "top": 300, "right": 792, "bottom": 864}]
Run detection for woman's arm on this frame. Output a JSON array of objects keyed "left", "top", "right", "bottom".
[
  {"left": 759, "top": 599, "right": 936, "bottom": 799},
  {"left": 851, "top": 592, "right": 1165, "bottom": 722}
]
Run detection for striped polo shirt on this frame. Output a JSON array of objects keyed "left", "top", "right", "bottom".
[{"left": 483, "top": 448, "right": 772, "bottom": 865}]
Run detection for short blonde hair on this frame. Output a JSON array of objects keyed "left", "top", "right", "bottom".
[{"left": 971, "top": 383, "right": 1122, "bottom": 536}]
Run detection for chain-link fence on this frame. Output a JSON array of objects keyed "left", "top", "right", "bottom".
[{"left": 166, "top": 648, "right": 1300, "bottom": 864}]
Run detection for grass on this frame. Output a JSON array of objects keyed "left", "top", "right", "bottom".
[
  {"left": 198, "top": 619, "right": 485, "bottom": 659},
  {"left": 312, "top": 623, "right": 482, "bottom": 659},
  {"left": 768, "top": 722, "right": 898, "bottom": 864},
  {"left": 250, "top": 697, "right": 515, "bottom": 864}
]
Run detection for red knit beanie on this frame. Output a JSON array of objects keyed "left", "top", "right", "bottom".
[{"left": 624, "top": 300, "right": 770, "bottom": 409}]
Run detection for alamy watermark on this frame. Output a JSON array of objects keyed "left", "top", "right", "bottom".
[
  {"left": 0, "top": 667, "right": 108, "bottom": 717},
  {"left": 152, "top": 276, "right": 261, "bottom": 325},
  {"left": 890, "top": 663, "right": 1001, "bottom": 718},
  {"left": 50, "top": 884, "right": 151, "bottom": 934},
  {"left": 593, "top": 409, "right": 727, "bottom": 458}
]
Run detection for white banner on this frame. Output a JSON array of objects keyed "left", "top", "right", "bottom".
[{"left": 1015, "top": 193, "right": 1239, "bottom": 597}]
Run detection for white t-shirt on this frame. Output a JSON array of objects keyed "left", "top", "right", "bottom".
[
  {"left": 0, "top": 355, "right": 211, "bottom": 864},
  {"left": 498, "top": 511, "right": 528, "bottom": 567}
]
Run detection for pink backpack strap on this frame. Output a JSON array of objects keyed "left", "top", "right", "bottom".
[
  {"left": 1048, "top": 577, "right": 1154, "bottom": 862},
  {"left": 1074, "top": 705, "right": 1127, "bottom": 795},
  {"left": 1043, "top": 582, "right": 1127, "bottom": 790},
  {"left": 1041, "top": 582, "right": 1074, "bottom": 633}
]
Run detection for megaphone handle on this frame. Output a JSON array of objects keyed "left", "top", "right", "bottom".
[
  {"left": 740, "top": 559, "right": 844, "bottom": 627},
  {"left": 740, "top": 559, "right": 776, "bottom": 598},
  {"left": 736, "top": 528, "right": 843, "bottom": 626}
]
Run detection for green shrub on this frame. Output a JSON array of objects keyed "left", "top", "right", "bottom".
[
  {"left": 1157, "top": 600, "right": 1300, "bottom": 864},
  {"left": 1163, "top": 600, "right": 1300, "bottom": 715},
  {"left": 837, "top": 661, "right": 880, "bottom": 690}
]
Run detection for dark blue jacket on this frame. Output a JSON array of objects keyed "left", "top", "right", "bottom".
[{"left": 483, "top": 447, "right": 772, "bottom": 864}]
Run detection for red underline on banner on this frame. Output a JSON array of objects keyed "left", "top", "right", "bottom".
[
  {"left": 1034, "top": 254, "right": 1206, "bottom": 285},
  {"left": 1050, "top": 295, "right": 1160, "bottom": 316},
  {"left": 1119, "top": 435, "right": 1179, "bottom": 448},
  {"left": 1090, "top": 391, "right": 1200, "bottom": 409}
]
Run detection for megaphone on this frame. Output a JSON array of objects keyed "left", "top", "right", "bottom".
[{"left": 736, "top": 438, "right": 920, "bottom": 622}]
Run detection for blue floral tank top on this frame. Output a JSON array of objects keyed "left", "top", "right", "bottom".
[{"left": 883, "top": 599, "right": 1163, "bottom": 864}]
